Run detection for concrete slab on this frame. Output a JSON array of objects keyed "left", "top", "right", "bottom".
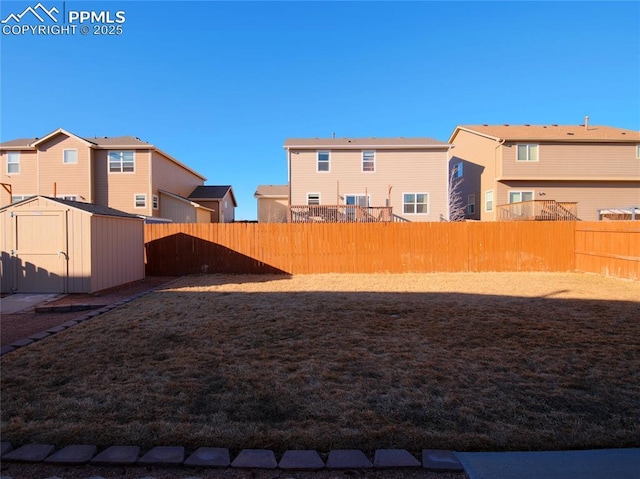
[
  {"left": 374, "top": 449, "right": 421, "bottom": 468},
  {"left": 138, "top": 446, "right": 185, "bottom": 465},
  {"left": 2, "top": 444, "right": 55, "bottom": 462},
  {"left": 423, "top": 449, "right": 464, "bottom": 471},
  {"left": 279, "top": 450, "right": 325, "bottom": 470},
  {"left": 46, "top": 326, "right": 68, "bottom": 333},
  {"left": 231, "top": 449, "right": 277, "bottom": 468},
  {"left": 326, "top": 450, "right": 373, "bottom": 469},
  {"left": 45, "top": 445, "right": 97, "bottom": 464},
  {"left": 90, "top": 446, "right": 140, "bottom": 465},
  {"left": 28, "top": 331, "right": 51, "bottom": 341},
  {"left": 9, "top": 339, "right": 34, "bottom": 348},
  {"left": 0, "top": 346, "right": 15, "bottom": 356},
  {"left": 184, "top": 447, "right": 230, "bottom": 467},
  {"left": 455, "top": 449, "right": 640, "bottom": 479},
  {"left": 0, "top": 293, "right": 60, "bottom": 314}
]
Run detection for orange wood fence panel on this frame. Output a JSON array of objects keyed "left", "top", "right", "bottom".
[
  {"left": 575, "top": 222, "right": 640, "bottom": 280},
  {"left": 145, "top": 222, "right": 585, "bottom": 276}
]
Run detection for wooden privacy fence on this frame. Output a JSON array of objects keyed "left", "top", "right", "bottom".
[{"left": 144, "top": 221, "right": 639, "bottom": 279}]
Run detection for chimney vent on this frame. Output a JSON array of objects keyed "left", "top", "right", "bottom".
[{"left": 584, "top": 116, "right": 589, "bottom": 131}]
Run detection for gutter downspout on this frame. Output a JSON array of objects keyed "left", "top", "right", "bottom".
[
  {"left": 493, "top": 139, "right": 506, "bottom": 219},
  {"left": 287, "top": 147, "right": 292, "bottom": 222}
]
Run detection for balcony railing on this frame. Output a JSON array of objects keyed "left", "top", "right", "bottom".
[
  {"left": 289, "top": 205, "right": 394, "bottom": 223},
  {"left": 497, "top": 200, "right": 579, "bottom": 221}
]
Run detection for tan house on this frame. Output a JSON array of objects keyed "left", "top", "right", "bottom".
[
  {"left": 448, "top": 123, "right": 640, "bottom": 221},
  {"left": 187, "top": 186, "right": 237, "bottom": 223},
  {"left": 284, "top": 137, "right": 452, "bottom": 222},
  {"left": 0, "top": 127, "right": 218, "bottom": 222},
  {"left": 254, "top": 184, "right": 288, "bottom": 223}
]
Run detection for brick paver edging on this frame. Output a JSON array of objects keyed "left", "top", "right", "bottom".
[
  {"left": 0, "top": 442, "right": 464, "bottom": 472},
  {"left": 0, "top": 285, "right": 173, "bottom": 357}
]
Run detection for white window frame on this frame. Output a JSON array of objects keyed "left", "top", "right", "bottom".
[
  {"left": 7, "top": 152, "right": 20, "bottom": 174},
  {"left": 109, "top": 151, "right": 135, "bottom": 173},
  {"left": 152, "top": 195, "right": 159, "bottom": 209},
  {"left": 403, "top": 192, "right": 429, "bottom": 215},
  {"left": 455, "top": 161, "right": 464, "bottom": 178},
  {"left": 467, "top": 194, "right": 475, "bottom": 214},
  {"left": 63, "top": 149, "right": 78, "bottom": 164},
  {"left": 509, "top": 190, "right": 535, "bottom": 203},
  {"left": 134, "top": 194, "right": 147, "bottom": 208},
  {"left": 307, "top": 193, "right": 321, "bottom": 205},
  {"left": 317, "top": 151, "right": 330, "bottom": 172},
  {"left": 56, "top": 195, "right": 78, "bottom": 201},
  {"left": 516, "top": 144, "right": 539, "bottom": 162},
  {"left": 636, "top": 145, "right": 640, "bottom": 158},
  {"left": 485, "top": 190, "right": 494, "bottom": 212},
  {"left": 362, "top": 151, "right": 375, "bottom": 172},
  {"left": 11, "top": 194, "right": 33, "bottom": 203}
]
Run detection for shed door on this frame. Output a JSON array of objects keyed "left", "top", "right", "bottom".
[{"left": 12, "top": 211, "right": 67, "bottom": 293}]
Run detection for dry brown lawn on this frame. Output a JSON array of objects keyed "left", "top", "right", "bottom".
[{"left": 1, "top": 273, "right": 639, "bottom": 454}]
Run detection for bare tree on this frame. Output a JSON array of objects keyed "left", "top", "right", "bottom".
[{"left": 448, "top": 165, "right": 466, "bottom": 222}]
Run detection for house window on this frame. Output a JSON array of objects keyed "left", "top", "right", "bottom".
[
  {"left": 109, "top": 151, "right": 135, "bottom": 172},
  {"left": 362, "top": 151, "right": 375, "bottom": 172},
  {"left": 403, "top": 193, "right": 429, "bottom": 214},
  {"left": 509, "top": 191, "right": 535, "bottom": 203},
  {"left": 134, "top": 194, "right": 146, "bottom": 208},
  {"left": 153, "top": 195, "right": 159, "bottom": 209},
  {"left": 11, "top": 194, "right": 33, "bottom": 203},
  {"left": 317, "top": 151, "right": 330, "bottom": 172},
  {"left": 7, "top": 152, "right": 20, "bottom": 174},
  {"left": 485, "top": 190, "right": 494, "bottom": 212},
  {"left": 455, "top": 162, "right": 464, "bottom": 178},
  {"left": 57, "top": 195, "right": 78, "bottom": 201},
  {"left": 63, "top": 149, "right": 78, "bottom": 164},
  {"left": 467, "top": 194, "right": 475, "bottom": 214},
  {"left": 307, "top": 193, "right": 320, "bottom": 205},
  {"left": 637, "top": 145, "right": 640, "bottom": 158},
  {"left": 517, "top": 144, "right": 538, "bottom": 162}
]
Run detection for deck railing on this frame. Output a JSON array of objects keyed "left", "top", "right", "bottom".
[
  {"left": 289, "top": 205, "right": 393, "bottom": 223},
  {"left": 497, "top": 200, "right": 579, "bottom": 221}
]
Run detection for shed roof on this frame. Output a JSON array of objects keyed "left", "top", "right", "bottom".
[
  {"left": 254, "top": 185, "right": 289, "bottom": 198},
  {"left": 188, "top": 186, "right": 237, "bottom": 206},
  {"left": 0, "top": 196, "right": 142, "bottom": 219},
  {"left": 450, "top": 124, "right": 640, "bottom": 143},
  {"left": 284, "top": 137, "right": 450, "bottom": 149}
]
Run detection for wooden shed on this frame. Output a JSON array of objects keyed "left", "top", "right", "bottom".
[{"left": 0, "top": 196, "right": 144, "bottom": 294}]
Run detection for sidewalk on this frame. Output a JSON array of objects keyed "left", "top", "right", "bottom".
[{"left": 456, "top": 448, "right": 640, "bottom": 479}]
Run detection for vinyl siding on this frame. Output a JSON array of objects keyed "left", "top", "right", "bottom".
[
  {"left": 501, "top": 142, "right": 640, "bottom": 180},
  {"left": 0, "top": 150, "right": 38, "bottom": 206},
  {"left": 257, "top": 197, "right": 288, "bottom": 223},
  {"left": 94, "top": 149, "right": 152, "bottom": 215},
  {"left": 151, "top": 151, "right": 204, "bottom": 214},
  {"left": 36, "top": 134, "right": 92, "bottom": 201},
  {"left": 290, "top": 148, "right": 449, "bottom": 221},
  {"left": 159, "top": 192, "right": 198, "bottom": 223},
  {"left": 497, "top": 181, "right": 640, "bottom": 221}
]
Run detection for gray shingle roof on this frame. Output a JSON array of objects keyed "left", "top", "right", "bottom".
[
  {"left": 45, "top": 197, "right": 142, "bottom": 219},
  {"left": 284, "top": 137, "right": 449, "bottom": 148},
  {"left": 254, "top": 185, "right": 289, "bottom": 197},
  {"left": 188, "top": 186, "right": 232, "bottom": 200}
]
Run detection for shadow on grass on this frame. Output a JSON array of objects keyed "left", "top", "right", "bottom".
[{"left": 1, "top": 282, "right": 639, "bottom": 454}]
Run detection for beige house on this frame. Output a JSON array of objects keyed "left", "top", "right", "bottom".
[
  {"left": 284, "top": 137, "right": 452, "bottom": 222},
  {"left": 0, "top": 196, "right": 144, "bottom": 294},
  {"left": 254, "top": 184, "right": 289, "bottom": 223},
  {"left": 0, "top": 127, "right": 220, "bottom": 222},
  {"left": 448, "top": 123, "right": 640, "bottom": 221},
  {"left": 188, "top": 186, "right": 237, "bottom": 223}
]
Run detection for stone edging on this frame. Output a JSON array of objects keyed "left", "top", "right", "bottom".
[{"left": 0, "top": 442, "right": 464, "bottom": 471}]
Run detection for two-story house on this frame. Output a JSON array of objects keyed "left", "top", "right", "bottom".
[
  {"left": 284, "top": 137, "right": 452, "bottom": 222},
  {"left": 448, "top": 123, "right": 640, "bottom": 221},
  {"left": 0, "top": 128, "right": 236, "bottom": 222}
]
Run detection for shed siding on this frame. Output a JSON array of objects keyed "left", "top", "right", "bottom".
[
  {"left": 501, "top": 142, "right": 640, "bottom": 180},
  {"left": 91, "top": 216, "right": 144, "bottom": 292},
  {"left": 290, "top": 148, "right": 449, "bottom": 221},
  {"left": 258, "top": 197, "right": 288, "bottom": 223}
]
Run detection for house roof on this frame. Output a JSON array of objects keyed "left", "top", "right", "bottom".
[
  {"left": 0, "top": 196, "right": 142, "bottom": 220},
  {"left": 449, "top": 124, "right": 640, "bottom": 143},
  {"left": 284, "top": 137, "right": 450, "bottom": 149},
  {"left": 254, "top": 184, "right": 289, "bottom": 198},
  {"left": 158, "top": 189, "right": 215, "bottom": 212},
  {"left": 188, "top": 186, "right": 237, "bottom": 206},
  {"left": 0, "top": 128, "right": 206, "bottom": 181}
]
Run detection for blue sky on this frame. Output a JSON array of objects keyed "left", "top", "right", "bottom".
[{"left": 1, "top": 1, "right": 639, "bottom": 220}]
